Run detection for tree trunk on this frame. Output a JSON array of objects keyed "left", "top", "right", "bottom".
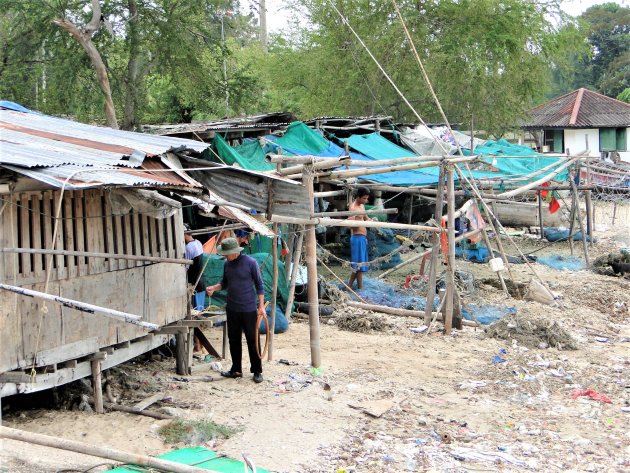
[
  {"left": 53, "top": 0, "right": 118, "bottom": 129},
  {"left": 122, "top": 0, "right": 139, "bottom": 130}
]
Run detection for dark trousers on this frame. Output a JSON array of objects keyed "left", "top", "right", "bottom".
[{"left": 226, "top": 307, "right": 262, "bottom": 374}]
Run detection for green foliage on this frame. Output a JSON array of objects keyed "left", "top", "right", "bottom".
[
  {"left": 0, "top": 0, "right": 263, "bottom": 127},
  {"left": 158, "top": 418, "right": 239, "bottom": 445},
  {"left": 257, "top": 0, "right": 584, "bottom": 136},
  {"left": 0, "top": 0, "right": 596, "bottom": 136},
  {"left": 618, "top": 87, "right": 630, "bottom": 103},
  {"left": 568, "top": 3, "right": 630, "bottom": 96}
]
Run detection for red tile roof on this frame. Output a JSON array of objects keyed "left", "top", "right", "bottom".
[{"left": 523, "top": 88, "right": 630, "bottom": 129}]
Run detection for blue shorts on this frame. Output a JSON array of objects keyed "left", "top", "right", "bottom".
[{"left": 350, "top": 235, "right": 368, "bottom": 272}]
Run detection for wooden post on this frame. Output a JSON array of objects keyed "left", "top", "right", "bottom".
[
  {"left": 424, "top": 164, "right": 445, "bottom": 325},
  {"left": 0, "top": 426, "right": 218, "bottom": 473},
  {"left": 568, "top": 176, "right": 577, "bottom": 256},
  {"left": 570, "top": 172, "right": 590, "bottom": 266},
  {"left": 444, "top": 165, "right": 456, "bottom": 334},
  {"left": 537, "top": 190, "right": 544, "bottom": 239},
  {"left": 584, "top": 163, "right": 593, "bottom": 246},
  {"left": 303, "top": 166, "right": 322, "bottom": 368},
  {"left": 91, "top": 359, "right": 104, "bottom": 414},
  {"left": 175, "top": 332, "right": 188, "bottom": 376},
  {"left": 268, "top": 223, "right": 279, "bottom": 361},
  {"left": 284, "top": 227, "right": 304, "bottom": 320},
  {"left": 186, "top": 328, "right": 194, "bottom": 371},
  {"left": 407, "top": 194, "right": 414, "bottom": 237},
  {"left": 284, "top": 224, "right": 295, "bottom": 267}
]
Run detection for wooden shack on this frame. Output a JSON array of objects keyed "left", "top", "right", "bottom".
[{"left": 0, "top": 104, "right": 209, "bottom": 397}]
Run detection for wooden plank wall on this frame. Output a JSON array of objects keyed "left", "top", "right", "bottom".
[{"left": 0, "top": 189, "right": 186, "bottom": 373}]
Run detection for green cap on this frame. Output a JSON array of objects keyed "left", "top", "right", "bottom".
[{"left": 217, "top": 237, "right": 244, "bottom": 256}]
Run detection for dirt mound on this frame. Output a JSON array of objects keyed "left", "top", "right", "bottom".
[{"left": 485, "top": 312, "right": 578, "bottom": 350}]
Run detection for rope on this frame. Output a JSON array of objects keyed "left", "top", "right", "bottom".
[
  {"left": 327, "top": 0, "right": 450, "bottom": 156},
  {"left": 316, "top": 239, "right": 410, "bottom": 269}
]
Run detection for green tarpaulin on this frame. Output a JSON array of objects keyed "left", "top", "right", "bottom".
[
  {"left": 201, "top": 252, "right": 291, "bottom": 313},
  {"left": 476, "top": 139, "right": 568, "bottom": 181},
  {"left": 107, "top": 446, "right": 270, "bottom": 472},
  {"left": 213, "top": 134, "right": 275, "bottom": 171},
  {"left": 271, "top": 121, "right": 331, "bottom": 154}
]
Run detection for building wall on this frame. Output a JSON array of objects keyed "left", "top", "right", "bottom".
[
  {"left": 0, "top": 188, "right": 188, "bottom": 373},
  {"left": 564, "top": 128, "right": 599, "bottom": 155}
]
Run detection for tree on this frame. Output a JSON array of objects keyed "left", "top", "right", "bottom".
[
  {"left": 258, "top": 0, "right": 583, "bottom": 136},
  {"left": 53, "top": 0, "right": 118, "bottom": 128},
  {"left": 572, "top": 3, "right": 630, "bottom": 96},
  {"left": 0, "top": 0, "right": 263, "bottom": 128}
]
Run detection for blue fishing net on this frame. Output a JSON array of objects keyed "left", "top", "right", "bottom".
[
  {"left": 346, "top": 277, "right": 439, "bottom": 310},
  {"left": 463, "top": 304, "right": 517, "bottom": 325},
  {"left": 537, "top": 255, "right": 586, "bottom": 271}
]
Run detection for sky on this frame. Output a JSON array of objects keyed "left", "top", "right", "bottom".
[{"left": 262, "top": 0, "right": 630, "bottom": 33}]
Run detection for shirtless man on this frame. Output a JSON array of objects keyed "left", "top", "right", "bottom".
[{"left": 347, "top": 187, "right": 375, "bottom": 290}]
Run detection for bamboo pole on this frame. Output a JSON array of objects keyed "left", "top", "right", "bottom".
[
  {"left": 314, "top": 189, "right": 347, "bottom": 198},
  {"left": 269, "top": 214, "right": 439, "bottom": 232},
  {"left": 312, "top": 208, "right": 397, "bottom": 218},
  {"left": 276, "top": 156, "right": 351, "bottom": 175},
  {"left": 537, "top": 191, "right": 544, "bottom": 240},
  {"left": 302, "top": 166, "right": 321, "bottom": 368},
  {"left": 568, "top": 177, "right": 577, "bottom": 256},
  {"left": 0, "top": 248, "right": 192, "bottom": 265},
  {"left": 0, "top": 426, "right": 219, "bottom": 473},
  {"left": 266, "top": 154, "right": 345, "bottom": 164},
  {"left": 284, "top": 158, "right": 476, "bottom": 180},
  {"left": 584, "top": 162, "right": 593, "bottom": 245},
  {"left": 268, "top": 223, "right": 279, "bottom": 361},
  {"left": 345, "top": 301, "right": 477, "bottom": 327},
  {"left": 491, "top": 158, "right": 578, "bottom": 199},
  {"left": 0, "top": 283, "right": 159, "bottom": 330},
  {"left": 424, "top": 164, "right": 445, "bottom": 325},
  {"left": 444, "top": 166, "right": 456, "bottom": 335},
  {"left": 284, "top": 227, "right": 304, "bottom": 318},
  {"left": 570, "top": 172, "right": 590, "bottom": 266}
]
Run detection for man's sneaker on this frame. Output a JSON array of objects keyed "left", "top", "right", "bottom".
[{"left": 253, "top": 373, "right": 263, "bottom": 383}]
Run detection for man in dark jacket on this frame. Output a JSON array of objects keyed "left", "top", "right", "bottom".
[{"left": 206, "top": 238, "right": 265, "bottom": 383}]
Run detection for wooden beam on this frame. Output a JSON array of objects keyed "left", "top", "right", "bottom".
[
  {"left": 345, "top": 301, "right": 476, "bottom": 327},
  {"left": 0, "top": 283, "right": 159, "bottom": 330},
  {"left": 0, "top": 248, "right": 192, "bottom": 265},
  {"left": 270, "top": 215, "right": 440, "bottom": 232},
  {"left": 312, "top": 208, "right": 397, "bottom": 218},
  {"left": 193, "top": 327, "right": 221, "bottom": 359},
  {"left": 0, "top": 427, "right": 219, "bottom": 473}
]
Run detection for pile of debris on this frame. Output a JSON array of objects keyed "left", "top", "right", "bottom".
[{"left": 484, "top": 312, "right": 578, "bottom": 350}]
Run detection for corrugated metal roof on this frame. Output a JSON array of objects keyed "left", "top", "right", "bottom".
[
  {"left": 0, "top": 108, "right": 208, "bottom": 189},
  {"left": 144, "top": 112, "right": 296, "bottom": 136},
  {"left": 523, "top": 88, "right": 630, "bottom": 128},
  {"left": 3, "top": 160, "right": 197, "bottom": 190},
  {"left": 0, "top": 109, "right": 209, "bottom": 161},
  {"left": 181, "top": 156, "right": 311, "bottom": 219}
]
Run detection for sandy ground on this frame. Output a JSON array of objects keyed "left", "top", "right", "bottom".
[{"left": 1, "top": 203, "right": 629, "bottom": 473}]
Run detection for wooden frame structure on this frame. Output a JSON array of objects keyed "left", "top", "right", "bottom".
[{"left": 0, "top": 187, "right": 188, "bottom": 399}]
